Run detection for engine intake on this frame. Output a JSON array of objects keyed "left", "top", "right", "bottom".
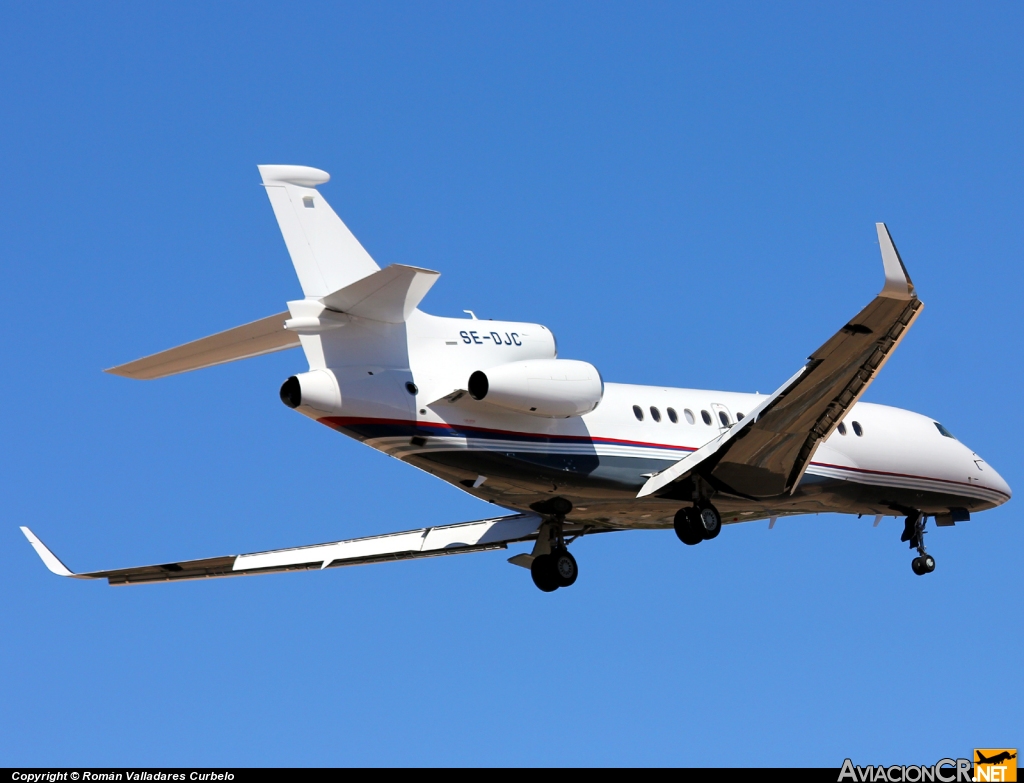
[{"left": 468, "top": 359, "right": 602, "bottom": 418}]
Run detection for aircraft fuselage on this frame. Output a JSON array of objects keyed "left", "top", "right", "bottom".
[{"left": 306, "top": 312, "right": 1010, "bottom": 531}]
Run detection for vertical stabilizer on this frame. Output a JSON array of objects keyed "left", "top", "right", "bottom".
[{"left": 259, "top": 165, "right": 380, "bottom": 297}]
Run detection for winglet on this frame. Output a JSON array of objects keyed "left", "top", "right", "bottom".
[
  {"left": 20, "top": 527, "right": 78, "bottom": 577},
  {"left": 876, "top": 223, "right": 915, "bottom": 300}
]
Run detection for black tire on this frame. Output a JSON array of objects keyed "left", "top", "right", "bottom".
[
  {"left": 531, "top": 554, "right": 559, "bottom": 592},
  {"left": 674, "top": 508, "right": 703, "bottom": 546},
  {"left": 923, "top": 554, "right": 935, "bottom": 573},
  {"left": 698, "top": 504, "right": 722, "bottom": 540},
  {"left": 911, "top": 557, "right": 926, "bottom": 576},
  {"left": 551, "top": 548, "right": 578, "bottom": 587}
]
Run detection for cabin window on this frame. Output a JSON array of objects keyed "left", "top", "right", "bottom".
[
  {"left": 633, "top": 405, "right": 644, "bottom": 421},
  {"left": 837, "top": 422, "right": 847, "bottom": 435},
  {"left": 684, "top": 409, "right": 695, "bottom": 425},
  {"left": 701, "top": 410, "right": 712, "bottom": 426},
  {"left": 736, "top": 412, "right": 744, "bottom": 421},
  {"left": 667, "top": 407, "right": 678, "bottom": 423},
  {"left": 650, "top": 406, "right": 661, "bottom": 422},
  {"left": 935, "top": 422, "right": 956, "bottom": 439},
  {"left": 718, "top": 411, "right": 730, "bottom": 427},
  {"left": 852, "top": 421, "right": 863, "bottom": 437}
]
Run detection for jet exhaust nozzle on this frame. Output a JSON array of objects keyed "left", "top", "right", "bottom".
[
  {"left": 280, "top": 376, "right": 302, "bottom": 408},
  {"left": 279, "top": 370, "right": 342, "bottom": 413},
  {"left": 468, "top": 371, "right": 489, "bottom": 400}
]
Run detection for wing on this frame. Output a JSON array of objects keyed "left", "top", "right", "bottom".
[
  {"left": 639, "top": 223, "right": 923, "bottom": 500},
  {"left": 105, "top": 311, "right": 299, "bottom": 380},
  {"left": 21, "top": 514, "right": 557, "bottom": 586}
]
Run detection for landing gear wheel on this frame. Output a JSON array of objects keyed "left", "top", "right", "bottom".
[
  {"left": 551, "top": 548, "right": 578, "bottom": 587},
  {"left": 905, "top": 513, "right": 936, "bottom": 576},
  {"left": 674, "top": 508, "right": 703, "bottom": 546},
  {"left": 531, "top": 555, "right": 559, "bottom": 592},
  {"left": 698, "top": 504, "right": 722, "bottom": 540}
]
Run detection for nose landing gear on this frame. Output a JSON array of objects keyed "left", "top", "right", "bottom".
[
  {"left": 902, "top": 512, "right": 936, "bottom": 576},
  {"left": 911, "top": 553, "right": 935, "bottom": 575}
]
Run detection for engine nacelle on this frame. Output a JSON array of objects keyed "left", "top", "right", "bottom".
[
  {"left": 467, "top": 359, "right": 603, "bottom": 418},
  {"left": 279, "top": 370, "right": 342, "bottom": 413}
]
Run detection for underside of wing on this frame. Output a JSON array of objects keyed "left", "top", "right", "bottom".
[
  {"left": 640, "top": 223, "right": 923, "bottom": 500},
  {"left": 105, "top": 311, "right": 299, "bottom": 380},
  {"left": 713, "top": 294, "right": 921, "bottom": 497},
  {"left": 20, "top": 514, "right": 577, "bottom": 585}
]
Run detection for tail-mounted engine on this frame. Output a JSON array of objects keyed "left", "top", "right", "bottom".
[
  {"left": 279, "top": 370, "right": 342, "bottom": 414},
  {"left": 467, "top": 359, "right": 603, "bottom": 418}
]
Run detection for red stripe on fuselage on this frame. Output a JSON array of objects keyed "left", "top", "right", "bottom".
[{"left": 318, "top": 416, "right": 1008, "bottom": 499}]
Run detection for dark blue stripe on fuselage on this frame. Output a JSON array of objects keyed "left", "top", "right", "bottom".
[{"left": 320, "top": 416, "right": 695, "bottom": 453}]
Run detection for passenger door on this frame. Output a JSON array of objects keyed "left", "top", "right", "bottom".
[{"left": 710, "top": 403, "right": 734, "bottom": 434}]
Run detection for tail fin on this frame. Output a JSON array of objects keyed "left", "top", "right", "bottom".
[{"left": 259, "top": 165, "right": 380, "bottom": 297}]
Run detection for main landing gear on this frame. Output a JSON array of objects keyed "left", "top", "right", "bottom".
[
  {"left": 531, "top": 547, "right": 578, "bottom": 592},
  {"left": 902, "top": 512, "right": 936, "bottom": 576},
  {"left": 673, "top": 502, "right": 722, "bottom": 546},
  {"left": 529, "top": 516, "right": 579, "bottom": 592}
]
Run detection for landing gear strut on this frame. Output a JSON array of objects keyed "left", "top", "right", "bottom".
[
  {"left": 673, "top": 502, "right": 722, "bottom": 546},
  {"left": 530, "top": 517, "right": 579, "bottom": 592},
  {"left": 902, "top": 512, "right": 936, "bottom": 576}
]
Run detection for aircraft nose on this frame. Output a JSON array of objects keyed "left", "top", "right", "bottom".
[{"left": 977, "top": 455, "right": 1012, "bottom": 505}]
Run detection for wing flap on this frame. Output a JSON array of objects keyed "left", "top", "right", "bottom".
[
  {"left": 105, "top": 311, "right": 298, "bottom": 380},
  {"left": 21, "top": 515, "right": 544, "bottom": 586}
]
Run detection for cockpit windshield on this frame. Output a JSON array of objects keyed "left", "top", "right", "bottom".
[{"left": 935, "top": 422, "right": 957, "bottom": 439}]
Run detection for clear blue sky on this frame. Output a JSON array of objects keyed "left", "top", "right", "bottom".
[{"left": 1, "top": 1, "right": 1020, "bottom": 767}]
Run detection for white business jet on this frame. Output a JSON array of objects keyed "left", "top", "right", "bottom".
[{"left": 22, "top": 165, "right": 1011, "bottom": 591}]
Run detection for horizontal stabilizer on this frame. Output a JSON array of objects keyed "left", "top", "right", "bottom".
[
  {"left": 320, "top": 263, "right": 440, "bottom": 324},
  {"left": 20, "top": 515, "right": 565, "bottom": 586},
  {"left": 105, "top": 312, "right": 299, "bottom": 380}
]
